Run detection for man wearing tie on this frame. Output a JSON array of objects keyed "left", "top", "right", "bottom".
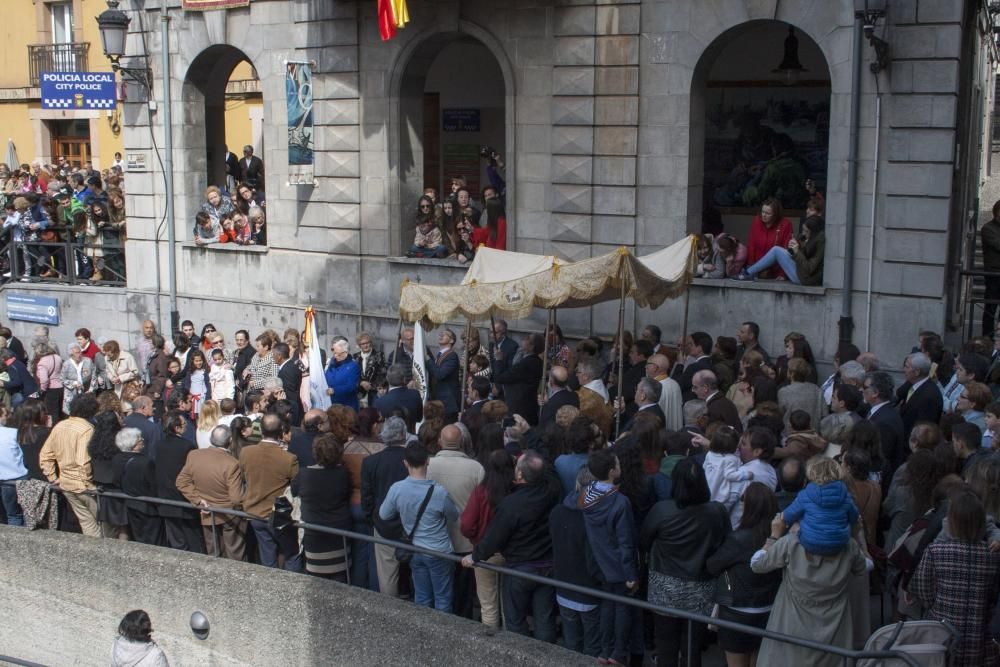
[
  {"left": 897, "top": 352, "right": 942, "bottom": 441},
  {"left": 430, "top": 329, "right": 461, "bottom": 423},
  {"left": 240, "top": 144, "right": 265, "bottom": 193}
]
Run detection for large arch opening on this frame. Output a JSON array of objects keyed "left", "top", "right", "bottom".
[
  {"left": 688, "top": 21, "right": 831, "bottom": 241},
  {"left": 183, "top": 45, "right": 263, "bottom": 195},
  {"left": 391, "top": 32, "right": 510, "bottom": 254}
]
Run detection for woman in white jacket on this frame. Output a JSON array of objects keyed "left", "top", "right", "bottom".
[
  {"left": 59, "top": 343, "right": 94, "bottom": 415},
  {"left": 110, "top": 610, "right": 169, "bottom": 667}
]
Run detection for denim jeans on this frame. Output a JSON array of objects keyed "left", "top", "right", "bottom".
[
  {"left": 502, "top": 563, "right": 557, "bottom": 642},
  {"left": 1, "top": 475, "right": 26, "bottom": 526},
  {"left": 746, "top": 245, "right": 799, "bottom": 283},
  {"left": 250, "top": 519, "right": 302, "bottom": 571},
  {"left": 410, "top": 552, "right": 454, "bottom": 612},
  {"left": 349, "top": 504, "right": 378, "bottom": 591},
  {"left": 600, "top": 583, "right": 632, "bottom": 661},
  {"left": 559, "top": 603, "right": 601, "bottom": 656},
  {"left": 407, "top": 244, "right": 447, "bottom": 258}
]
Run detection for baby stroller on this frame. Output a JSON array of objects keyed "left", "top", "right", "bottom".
[{"left": 858, "top": 620, "right": 959, "bottom": 666}]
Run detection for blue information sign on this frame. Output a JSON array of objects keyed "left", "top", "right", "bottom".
[
  {"left": 442, "top": 108, "right": 481, "bottom": 132},
  {"left": 40, "top": 72, "right": 116, "bottom": 110},
  {"left": 6, "top": 293, "right": 60, "bottom": 326}
]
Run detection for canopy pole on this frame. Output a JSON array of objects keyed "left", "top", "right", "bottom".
[
  {"left": 488, "top": 313, "right": 498, "bottom": 393},
  {"left": 681, "top": 286, "right": 692, "bottom": 346},
  {"left": 615, "top": 270, "right": 627, "bottom": 439},
  {"left": 539, "top": 309, "right": 554, "bottom": 405},
  {"left": 460, "top": 319, "right": 472, "bottom": 417},
  {"left": 393, "top": 317, "right": 404, "bottom": 364}
]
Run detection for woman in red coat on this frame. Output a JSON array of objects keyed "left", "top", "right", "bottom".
[
  {"left": 746, "top": 197, "right": 792, "bottom": 279},
  {"left": 471, "top": 199, "right": 507, "bottom": 251}
]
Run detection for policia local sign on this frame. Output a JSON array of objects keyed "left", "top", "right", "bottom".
[{"left": 40, "top": 72, "right": 116, "bottom": 110}]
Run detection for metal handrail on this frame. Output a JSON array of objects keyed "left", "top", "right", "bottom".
[
  {"left": 27, "top": 42, "right": 90, "bottom": 87},
  {"left": 0, "top": 480, "right": 923, "bottom": 667},
  {"left": 0, "top": 237, "right": 126, "bottom": 287}
]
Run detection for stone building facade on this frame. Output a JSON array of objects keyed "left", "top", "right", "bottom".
[{"left": 11, "top": 0, "right": 993, "bottom": 368}]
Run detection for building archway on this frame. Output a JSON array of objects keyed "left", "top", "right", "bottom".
[
  {"left": 183, "top": 45, "right": 262, "bottom": 194},
  {"left": 688, "top": 21, "right": 831, "bottom": 240},
  {"left": 388, "top": 28, "right": 513, "bottom": 255}
]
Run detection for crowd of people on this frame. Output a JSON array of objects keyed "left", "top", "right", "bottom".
[
  {"left": 3, "top": 313, "right": 1000, "bottom": 665},
  {"left": 696, "top": 183, "right": 826, "bottom": 286},
  {"left": 0, "top": 156, "right": 126, "bottom": 283},
  {"left": 406, "top": 148, "right": 506, "bottom": 260},
  {"left": 193, "top": 145, "right": 267, "bottom": 248}
]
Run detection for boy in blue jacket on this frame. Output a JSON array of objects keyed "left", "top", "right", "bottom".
[
  {"left": 782, "top": 456, "right": 860, "bottom": 556},
  {"left": 580, "top": 448, "right": 638, "bottom": 666}
]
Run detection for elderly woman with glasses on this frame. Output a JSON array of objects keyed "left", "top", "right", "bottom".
[
  {"left": 325, "top": 338, "right": 361, "bottom": 411},
  {"left": 956, "top": 381, "right": 991, "bottom": 435}
]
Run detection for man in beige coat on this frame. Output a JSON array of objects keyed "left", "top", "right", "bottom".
[
  {"left": 176, "top": 424, "right": 246, "bottom": 560},
  {"left": 39, "top": 393, "right": 99, "bottom": 536},
  {"left": 427, "top": 424, "right": 484, "bottom": 618}
]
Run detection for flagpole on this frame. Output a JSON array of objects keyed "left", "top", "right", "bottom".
[
  {"left": 460, "top": 319, "right": 472, "bottom": 416},
  {"left": 615, "top": 265, "right": 627, "bottom": 439},
  {"left": 539, "top": 309, "right": 554, "bottom": 406}
]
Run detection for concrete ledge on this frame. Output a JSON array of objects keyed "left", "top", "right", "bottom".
[
  {"left": 181, "top": 241, "right": 269, "bottom": 253},
  {"left": 0, "top": 526, "right": 587, "bottom": 666},
  {"left": 691, "top": 277, "right": 828, "bottom": 296}
]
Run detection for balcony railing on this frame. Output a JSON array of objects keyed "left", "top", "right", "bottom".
[{"left": 28, "top": 43, "right": 90, "bottom": 87}]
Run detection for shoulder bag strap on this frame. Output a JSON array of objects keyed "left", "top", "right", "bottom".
[{"left": 406, "top": 484, "right": 436, "bottom": 542}]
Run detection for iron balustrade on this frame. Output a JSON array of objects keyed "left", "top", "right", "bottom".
[
  {"left": 0, "top": 480, "right": 924, "bottom": 667},
  {"left": 0, "top": 237, "right": 126, "bottom": 286},
  {"left": 28, "top": 43, "right": 90, "bottom": 88}
]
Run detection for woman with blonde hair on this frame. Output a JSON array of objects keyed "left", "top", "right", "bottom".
[
  {"left": 101, "top": 340, "right": 139, "bottom": 399},
  {"left": 196, "top": 400, "right": 221, "bottom": 449}
]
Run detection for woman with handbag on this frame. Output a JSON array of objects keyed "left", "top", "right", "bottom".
[
  {"left": 705, "top": 482, "right": 782, "bottom": 667},
  {"left": 102, "top": 340, "right": 140, "bottom": 400},
  {"left": 31, "top": 337, "right": 63, "bottom": 424},
  {"left": 59, "top": 343, "right": 94, "bottom": 416}
]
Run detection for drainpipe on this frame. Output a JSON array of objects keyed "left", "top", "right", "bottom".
[
  {"left": 864, "top": 93, "right": 881, "bottom": 350},
  {"left": 840, "top": 13, "right": 864, "bottom": 346},
  {"left": 161, "top": 1, "right": 178, "bottom": 333}
]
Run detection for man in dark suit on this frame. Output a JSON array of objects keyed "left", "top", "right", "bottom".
[
  {"left": 239, "top": 144, "right": 265, "bottom": 192},
  {"left": 620, "top": 377, "right": 666, "bottom": 433},
  {"left": 617, "top": 340, "right": 654, "bottom": 413},
  {"left": 693, "top": 369, "right": 742, "bottom": 432},
  {"left": 430, "top": 329, "right": 462, "bottom": 423},
  {"left": 495, "top": 333, "right": 544, "bottom": 425},
  {"left": 489, "top": 319, "right": 519, "bottom": 391},
  {"left": 224, "top": 145, "right": 240, "bottom": 191},
  {"left": 272, "top": 343, "right": 303, "bottom": 427},
  {"left": 897, "top": 352, "right": 942, "bottom": 441},
  {"left": 864, "top": 370, "right": 906, "bottom": 475},
  {"left": 674, "top": 331, "right": 714, "bottom": 402},
  {"left": 538, "top": 365, "right": 580, "bottom": 427},
  {"left": 462, "top": 377, "right": 492, "bottom": 424},
  {"left": 288, "top": 408, "right": 329, "bottom": 469},
  {"left": 156, "top": 411, "right": 203, "bottom": 553},
  {"left": 124, "top": 396, "right": 163, "bottom": 461},
  {"left": 374, "top": 364, "right": 424, "bottom": 428}
]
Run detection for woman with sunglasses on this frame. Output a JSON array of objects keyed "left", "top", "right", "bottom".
[{"left": 199, "top": 324, "right": 217, "bottom": 352}]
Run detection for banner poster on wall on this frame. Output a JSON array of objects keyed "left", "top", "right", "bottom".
[
  {"left": 286, "top": 61, "right": 315, "bottom": 185},
  {"left": 181, "top": 0, "right": 249, "bottom": 9},
  {"left": 442, "top": 144, "right": 481, "bottom": 197}
]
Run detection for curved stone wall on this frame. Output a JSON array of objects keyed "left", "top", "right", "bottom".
[{"left": 0, "top": 526, "right": 586, "bottom": 666}]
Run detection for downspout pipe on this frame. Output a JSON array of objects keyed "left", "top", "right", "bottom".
[
  {"left": 161, "top": 1, "right": 179, "bottom": 333},
  {"left": 840, "top": 12, "right": 865, "bottom": 346}
]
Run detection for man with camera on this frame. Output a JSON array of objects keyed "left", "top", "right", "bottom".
[{"left": 479, "top": 146, "right": 507, "bottom": 226}]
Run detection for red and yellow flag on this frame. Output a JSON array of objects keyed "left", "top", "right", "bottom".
[{"left": 378, "top": 0, "right": 410, "bottom": 41}]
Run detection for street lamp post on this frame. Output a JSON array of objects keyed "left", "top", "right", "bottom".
[{"left": 96, "top": 0, "right": 178, "bottom": 334}]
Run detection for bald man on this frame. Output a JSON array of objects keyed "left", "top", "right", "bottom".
[
  {"left": 288, "top": 408, "right": 329, "bottom": 468},
  {"left": 136, "top": 319, "right": 158, "bottom": 382},
  {"left": 647, "top": 353, "right": 683, "bottom": 431},
  {"left": 538, "top": 365, "right": 580, "bottom": 427},
  {"left": 427, "top": 423, "right": 485, "bottom": 618},
  {"left": 123, "top": 394, "right": 163, "bottom": 460}
]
